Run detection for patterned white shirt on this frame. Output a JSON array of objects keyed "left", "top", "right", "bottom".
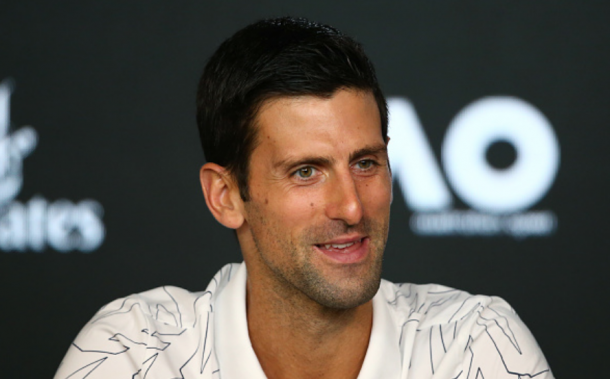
[{"left": 55, "top": 263, "right": 553, "bottom": 378}]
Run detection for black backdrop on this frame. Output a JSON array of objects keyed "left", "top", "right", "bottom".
[{"left": 2, "top": 1, "right": 608, "bottom": 377}]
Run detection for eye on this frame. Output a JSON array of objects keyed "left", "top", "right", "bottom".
[
  {"left": 295, "top": 166, "right": 315, "bottom": 178},
  {"left": 356, "top": 159, "right": 374, "bottom": 169}
]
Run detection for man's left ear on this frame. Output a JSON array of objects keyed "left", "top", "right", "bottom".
[{"left": 199, "top": 163, "right": 245, "bottom": 229}]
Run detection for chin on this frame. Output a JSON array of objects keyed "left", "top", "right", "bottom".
[{"left": 303, "top": 272, "right": 382, "bottom": 310}]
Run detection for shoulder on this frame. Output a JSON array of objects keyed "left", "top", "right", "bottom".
[
  {"left": 80, "top": 262, "right": 238, "bottom": 336},
  {"left": 53, "top": 263, "right": 238, "bottom": 379},
  {"left": 378, "top": 280, "right": 554, "bottom": 378},
  {"left": 379, "top": 279, "right": 517, "bottom": 324}
]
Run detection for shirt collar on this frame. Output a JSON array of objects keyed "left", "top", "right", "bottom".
[
  {"left": 214, "top": 263, "right": 401, "bottom": 379},
  {"left": 358, "top": 280, "right": 402, "bottom": 379},
  {"left": 214, "top": 262, "right": 267, "bottom": 379}
]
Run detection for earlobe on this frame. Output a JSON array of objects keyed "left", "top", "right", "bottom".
[{"left": 199, "top": 163, "right": 245, "bottom": 229}]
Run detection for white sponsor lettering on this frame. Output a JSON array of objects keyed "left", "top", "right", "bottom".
[
  {"left": 388, "top": 96, "right": 560, "bottom": 237},
  {"left": 442, "top": 97, "right": 560, "bottom": 214},
  {"left": 0, "top": 79, "right": 105, "bottom": 252},
  {"left": 410, "top": 211, "right": 557, "bottom": 238}
]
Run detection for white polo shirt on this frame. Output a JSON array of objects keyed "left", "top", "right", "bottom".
[
  {"left": 214, "top": 262, "right": 401, "bottom": 379},
  {"left": 55, "top": 263, "right": 553, "bottom": 378}
]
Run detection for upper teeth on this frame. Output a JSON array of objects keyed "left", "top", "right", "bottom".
[{"left": 323, "top": 240, "right": 358, "bottom": 249}]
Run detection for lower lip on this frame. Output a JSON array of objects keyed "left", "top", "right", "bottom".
[{"left": 314, "top": 238, "right": 369, "bottom": 264}]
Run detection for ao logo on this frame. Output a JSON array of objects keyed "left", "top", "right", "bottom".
[
  {"left": 0, "top": 79, "right": 105, "bottom": 252},
  {"left": 387, "top": 96, "right": 560, "bottom": 236}
]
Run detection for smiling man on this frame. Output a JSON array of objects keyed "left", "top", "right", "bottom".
[{"left": 55, "top": 17, "right": 553, "bottom": 379}]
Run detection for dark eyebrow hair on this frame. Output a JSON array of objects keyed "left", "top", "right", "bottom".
[
  {"left": 349, "top": 144, "right": 388, "bottom": 162},
  {"left": 273, "top": 143, "right": 388, "bottom": 172},
  {"left": 274, "top": 156, "right": 335, "bottom": 172}
]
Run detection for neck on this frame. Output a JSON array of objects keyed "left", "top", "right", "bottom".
[{"left": 245, "top": 266, "right": 373, "bottom": 379}]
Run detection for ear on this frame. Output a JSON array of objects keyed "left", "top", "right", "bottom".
[{"left": 199, "top": 163, "right": 245, "bottom": 229}]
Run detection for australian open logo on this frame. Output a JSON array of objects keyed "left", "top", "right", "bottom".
[
  {"left": 0, "top": 79, "right": 105, "bottom": 252},
  {"left": 388, "top": 96, "right": 560, "bottom": 238}
]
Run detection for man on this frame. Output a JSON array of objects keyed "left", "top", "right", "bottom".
[{"left": 55, "top": 17, "right": 553, "bottom": 379}]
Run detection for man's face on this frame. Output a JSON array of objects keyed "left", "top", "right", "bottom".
[{"left": 240, "top": 89, "right": 391, "bottom": 309}]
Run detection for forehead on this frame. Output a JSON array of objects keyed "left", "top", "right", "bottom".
[{"left": 252, "top": 90, "right": 383, "bottom": 162}]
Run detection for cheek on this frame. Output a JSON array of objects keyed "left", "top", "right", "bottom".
[
  {"left": 359, "top": 178, "right": 392, "bottom": 213},
  {"left": 264, "top": 189, "right": 320, "bottom": 227},
  {"left": 286, "top": 192, "right": 320, "bottom": 220}
]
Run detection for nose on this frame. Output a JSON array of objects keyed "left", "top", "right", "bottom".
[{"left": 325, "top": 171, "right": 363, "bottom": 226}]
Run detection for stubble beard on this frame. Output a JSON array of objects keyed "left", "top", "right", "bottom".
[{"left": 247, "top": 203, "right": 389, "bottom": 310}]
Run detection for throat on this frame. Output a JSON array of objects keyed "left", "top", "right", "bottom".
[{"left": 246, "top": 283, "right": 373, "bottom": 379}]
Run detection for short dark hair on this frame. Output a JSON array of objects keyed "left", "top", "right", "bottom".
[{"left": 196, "top": 16, "right": 388, "bottom": 201}]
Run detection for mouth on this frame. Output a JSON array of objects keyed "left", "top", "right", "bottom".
[{"left": 314, "top": 236, "right": 369, "bottom": 264}]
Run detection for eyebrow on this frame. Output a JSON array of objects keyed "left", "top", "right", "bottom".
[
  {"left": 273, "top": 143, "right": 388, "bottom": 172},
  {"left": 274, "top": 155, "right": 336, "bottom": 172},
  {"left": 349, "top": 144, "right": 388, "bottom": 162}
]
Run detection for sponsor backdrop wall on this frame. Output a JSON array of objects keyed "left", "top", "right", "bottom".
[{"left": 2, "top": 1, "right": 607, "bottom": 377}]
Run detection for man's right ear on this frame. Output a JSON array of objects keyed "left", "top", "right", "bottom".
[{"left": 199, "top": 163, "right": 245, "bottom": 229}]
